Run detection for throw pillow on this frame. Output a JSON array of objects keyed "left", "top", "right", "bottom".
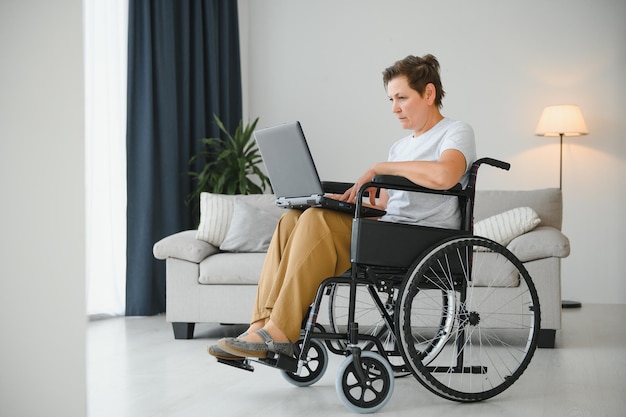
[
  {"left": 474, "top": 207, "right": 541, "bottom": 247},
  {"left": 219, "top": 199, "right": 281, "bottom": 252},
  {"left": 195, "top": 193, "right": 235, "bottom": 246},
  {"left": 195, "top": 192, "right": 283, "bottom": 247}
]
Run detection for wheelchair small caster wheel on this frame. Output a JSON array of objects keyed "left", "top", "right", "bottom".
[
  {"left": 282, "top": 339, "right": 328, "bottom": 387},
  {"left": 336, "top": 351, "right": 394, "bottom": 413}
]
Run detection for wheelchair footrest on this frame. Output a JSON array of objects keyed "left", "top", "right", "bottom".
[
  {"left": 257, "top": 352, "right": 298, "bottom": 373},
  {"left": 217, "top": 358, "right": 255, "bottom": 372}
]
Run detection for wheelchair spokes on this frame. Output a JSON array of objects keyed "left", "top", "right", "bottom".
[
  {"left": 397, "top": 237, "right": 540, "bottom": 401},
  {"left": 401, "top": 288, "right": 457, "bottom": 366},
  {"left": 328, "top": 282, "right": 408, "bottom": 373}
]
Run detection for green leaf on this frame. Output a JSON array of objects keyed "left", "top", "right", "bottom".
[{"left": 186, "top": 115, "right": 270, "bottom": 203}]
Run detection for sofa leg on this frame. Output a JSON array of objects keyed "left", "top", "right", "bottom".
[
  {"left": 538, "top": 329, "right": 556, "bottom": 348},
  {"left": 172, "top": 322, "right": 195, "bottom": 340}
]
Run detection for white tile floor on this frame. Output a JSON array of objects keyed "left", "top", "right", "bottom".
[{"left": 87, "top": 304, "right": 626, "bottom": 417}]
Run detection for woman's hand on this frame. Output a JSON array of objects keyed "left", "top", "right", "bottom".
[{"left": 339, "top": 167, "right": 378, "bottom": 206}]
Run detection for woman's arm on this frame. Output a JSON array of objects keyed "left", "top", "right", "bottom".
[{"left": 340, "top": 149, "right": 467, "bottom": 205}]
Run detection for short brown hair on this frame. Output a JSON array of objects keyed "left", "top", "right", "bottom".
[{"left": 382, "top": 54, "right": 445, "bottom": 108}]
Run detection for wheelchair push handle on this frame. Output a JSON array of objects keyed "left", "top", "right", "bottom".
[{"left": 474, "top": 157, "right": 510, "bottom": 171}]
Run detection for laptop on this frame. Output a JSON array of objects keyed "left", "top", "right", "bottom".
[{"left": 253, "top": 121, "right": 386, "bottom": 217}]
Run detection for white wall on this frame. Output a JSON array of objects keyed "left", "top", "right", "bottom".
[
  {"left": 239, "top": 0, "right": 626, "bottom": 304},
  {"left": 0, "top": 0, "right": 86, "bottom": 416}
]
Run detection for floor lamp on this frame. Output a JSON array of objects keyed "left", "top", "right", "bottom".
[{"left": 535, "top": 104, "right": 588, "bottom": 308}]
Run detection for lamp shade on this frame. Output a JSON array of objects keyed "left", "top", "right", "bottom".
[{"left": 535, "top": 104, "right": 589, "bottom": 137}]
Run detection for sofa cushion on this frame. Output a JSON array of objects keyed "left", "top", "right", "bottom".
[
  {"left": 507, "top": 226, "right": 570, "bottom": 262},
  {"left": 474, "top": 207, "right": 541, "bottom": 247},
  {"left": 195, "top": 193, "right": 283, "bottom": 247},
  {"left": 199, "top": 252, "right": 266, "bottom": 285},
  {"left": 472, "top": 252, "right": 519, "bottom": 287}
]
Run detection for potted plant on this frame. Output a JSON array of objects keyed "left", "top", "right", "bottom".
[{"left": 186, "top": 114, "right": 271, "bottom": 206}]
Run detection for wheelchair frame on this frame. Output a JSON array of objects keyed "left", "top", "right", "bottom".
[{"left": 219, "top": 158, "right": 541, "bottom": 413}]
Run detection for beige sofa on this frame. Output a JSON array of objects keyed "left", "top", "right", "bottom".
[{"left": 153, "top": 188, "right": 569, "bottom": 348}]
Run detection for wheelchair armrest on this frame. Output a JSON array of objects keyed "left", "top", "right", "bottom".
[
  {"left": 328, "top": 158, "right": 508, "bottom": 200},
  {"left": 371, "top": 175, "right": 463, "bottom": 195},
  {"left": 354, "top": 157, "right": 510, "bottom": 226}
]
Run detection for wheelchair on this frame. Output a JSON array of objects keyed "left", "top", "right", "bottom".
[{"left": 219, "top": 158, "right": 541, "bottom": 414}]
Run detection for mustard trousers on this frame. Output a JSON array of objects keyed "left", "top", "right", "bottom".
[{"left": 251, "top": 208, "right": 353, "bottom": 342}]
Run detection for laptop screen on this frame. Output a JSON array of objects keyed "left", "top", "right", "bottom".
[{"left": 253, "top": 122, "right": 324, "bottom": 199}]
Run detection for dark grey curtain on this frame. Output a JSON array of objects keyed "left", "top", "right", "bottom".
[{"left": 126, "top": 0, "right": 242, "bottom": 315}]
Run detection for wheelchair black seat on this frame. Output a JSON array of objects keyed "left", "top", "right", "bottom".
[{"left": 350, "top": 217, "right": 470, "bottom": 268}]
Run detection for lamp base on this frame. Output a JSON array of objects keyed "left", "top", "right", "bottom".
[{"left": 562, "top": 299, "right": 582, "bottom": 309}]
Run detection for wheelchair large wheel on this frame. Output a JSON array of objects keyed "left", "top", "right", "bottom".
[
  {"left": 396, "top": 236, "right": 540, "bottom": 402},
  {"left": 282, "top": 338, "right": 328, "bottom": 387},
  {"left": 328, "top": 283, "right": 408, "bottom": 372},
  {"left": 336, "top": 351, "right": 394, "bottom": 414}
]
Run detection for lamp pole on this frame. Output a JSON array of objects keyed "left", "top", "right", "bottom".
[
  {"left": 559, "top": 133, "right": 563, "bottom": 190},
  {"left": 559, "top": 132, "right": 581, "bottom": 308},
  {"left": 536, "top": 105, "right": 588, "bottom": 310}
]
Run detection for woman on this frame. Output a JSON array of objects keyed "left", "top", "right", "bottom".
[{"left": 209, "top": 54, "right": 476, "bottom": 360}]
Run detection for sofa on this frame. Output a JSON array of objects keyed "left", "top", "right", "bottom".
[{"left": 153, "top": 188, "right": 570, "bottom": 348}]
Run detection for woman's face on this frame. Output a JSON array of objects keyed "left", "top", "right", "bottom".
[{"left": 386, "top": 75, "right": 435, "bottom": 136}]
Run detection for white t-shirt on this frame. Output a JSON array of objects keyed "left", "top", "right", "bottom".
[{"left": 381, "top": 118, "right": 476, "bottom": 229}]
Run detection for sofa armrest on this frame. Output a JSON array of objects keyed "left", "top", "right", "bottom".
[
  {"left": 507, "top": 226, "right": 570, "bottom": 262},
  {"left": 153, "top": 230, "right": 219, "bottom": 263}
]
